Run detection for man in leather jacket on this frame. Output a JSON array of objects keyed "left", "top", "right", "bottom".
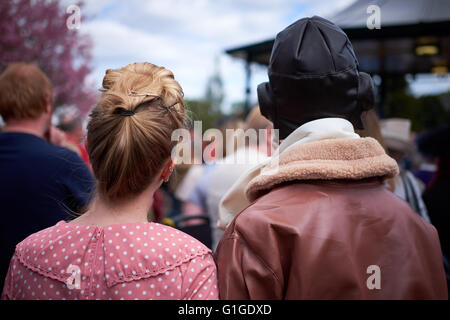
[{"left": 214, "top": 16, "right": 448, "bottom": 299}]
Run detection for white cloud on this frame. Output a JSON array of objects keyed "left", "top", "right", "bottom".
[
  {"left": 83, "top": 20, "right": 180, "bottom": 62},
  {"left": 299, "top": 0, "right": 356, "bottom": 19}
]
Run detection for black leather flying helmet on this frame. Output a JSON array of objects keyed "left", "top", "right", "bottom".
[{"left": 258, "top": 16, "right": 375, "bottom": 139}]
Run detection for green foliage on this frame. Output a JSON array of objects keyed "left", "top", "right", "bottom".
[
  {"left": 416, "top": 95, "right": 450, "bottom": 130},
  {"left": 204, "top": 56, "right": 224, "bottom": 114},
  {"left": 184, "top": 99, "right": 222, "bottom": 131},
  {"left": 231, "top": 101, "right": 246, "bottom": 119},
  {"left": 204, "top": 73, "right": 224, "bottom": 114},
  {"left": 382, "top": 76, "right": 450, "bottom": 132},
  {"left": 184, "top": 57, "right": 226, "bottom": 131}
]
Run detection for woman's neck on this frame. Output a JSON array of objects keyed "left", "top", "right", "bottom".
[{"left": 70, "top": 181, "right": 161, "bottom": 227}]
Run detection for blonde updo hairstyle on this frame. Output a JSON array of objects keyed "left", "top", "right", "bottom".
[{"left": 87, "top": 62, "right": 186, "bottom": 202}]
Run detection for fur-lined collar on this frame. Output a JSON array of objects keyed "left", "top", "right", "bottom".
[
  {"left": 245, "top": 137, "right": 399, "bottom": 202},
  {"left": 218, "top": 118, "right": 399, "bottom": 230}
]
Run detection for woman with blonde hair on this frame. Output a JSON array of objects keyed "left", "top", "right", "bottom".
[{"left": 2, "top": 62, "right": 219, "bottom": 300}]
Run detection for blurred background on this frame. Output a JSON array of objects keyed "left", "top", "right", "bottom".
[{"left": 1, "top": 0, "right": 449, "bottom": 131}]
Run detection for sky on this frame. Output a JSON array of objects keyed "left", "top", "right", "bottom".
[{"left": 71, "top": 0, "right": 450, "bottom": 113}]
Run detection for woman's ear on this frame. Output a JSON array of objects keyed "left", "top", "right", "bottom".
[{"left": 161, "top": 159, "right": 175, "bottom": 182}]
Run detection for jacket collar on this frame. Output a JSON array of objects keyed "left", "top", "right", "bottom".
[
  {"left": 246, "top": 136, "right": 398, "bottom": 202},
  {"left": 218, "top": 118, "right": 398, "bottom": 229},
  {"left": 275, "top": 117, "right": 359, "bottom": 154}
]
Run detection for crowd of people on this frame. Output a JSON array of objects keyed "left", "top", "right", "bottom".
[{"left": 0, "top": 16, "right": 448, "bottom": 300}]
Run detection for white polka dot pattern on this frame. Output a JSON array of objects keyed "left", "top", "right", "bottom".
[{"left": 1, "top": 221, "right": 218, "bottom": 300}]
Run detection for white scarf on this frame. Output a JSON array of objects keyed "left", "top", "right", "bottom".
[{"left": 217, "top": 117, "right": 360, "bottom": 230}]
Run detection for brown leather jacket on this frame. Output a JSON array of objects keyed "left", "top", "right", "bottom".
[{"left": 214, "top": 138, "right": 448, "bottom": 299}]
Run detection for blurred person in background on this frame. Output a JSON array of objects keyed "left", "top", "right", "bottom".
[
  {"left": 214, "top": 16, "right": 447, "bottom": 299},
  {"left": 0, "top": 63, "right": 94, "bottom": 290},
  {"left": 413, "top": 154, "right": 437, "bottom": 188},
  {"left": 181, "top": 117, "right": 244, "bottom": 225},
  {"left": 1, "top": 62, "right": 218, "bottom": 300},
  {"left": 360, "top": 111, "right": 450, "bottom": 295},
  {"left": 357, "top": 109, "right": 394, "bottom": 192},
  {"left": 167, "top": 128, "right": 202, "bottom": 218},
  {"left": 356, "top": 109, "right": 386, "bottom": 147},
  {"left": 418, "top": 124, "right": 450, "bottom": 294},
  {"left": 380, "top": 118, "right": 431, "bottom": 222},
  {"left": 176, "top": 116, "right": 244, "bottom": 248},
  {"left": 55, "top": 107, "right": 90, "bottom": 166},
  {"left": 185, "top": 107, "right": 272, "bottom": 250}
]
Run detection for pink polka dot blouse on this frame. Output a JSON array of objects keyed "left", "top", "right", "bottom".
[{"left": 1, "top": 221, "right": 219, "bottom": 300}]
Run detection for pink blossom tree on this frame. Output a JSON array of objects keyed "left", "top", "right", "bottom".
[{"left": 0, "top": 0, "right": 97, "bottom": 116}]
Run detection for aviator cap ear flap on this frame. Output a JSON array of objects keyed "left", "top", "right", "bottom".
[
  {"left": 358, "top": 71, "right": 375, "bottom": 113},
  {"left": 352, "top": 71, "right": 375, "bottom": 129},
  {"left": 257, "top": 81, "right": 276, "bottom": 124}
]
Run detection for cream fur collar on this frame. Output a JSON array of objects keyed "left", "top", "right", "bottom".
[{"left": 217, "top": 118, "right": 398, "bottom": 230}]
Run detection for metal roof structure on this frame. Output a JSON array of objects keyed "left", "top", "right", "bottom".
[
  {"left": 332, "top": 0, "right": 450, "bottom": 29},
  {"left": 227, "top": 0, "right": 450, "bottom": 74}
]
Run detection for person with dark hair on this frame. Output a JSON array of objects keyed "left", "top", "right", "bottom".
[
  {"left": 0, "top": 63, "right": 94, "bottom": 290},
  {"left": 184, "top": 107, "right": 272, "bottom": 251},
  {"left": 417, "top": 124, "right": 450, "bottom": 294},
  {"left": 214, "top": 16, "right": 447, "bottom": 299},
  {"left": 56, "top": 112, "right": 90, "bottom": 166}
]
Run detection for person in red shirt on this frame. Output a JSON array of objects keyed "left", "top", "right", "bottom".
[{"left": 57, "top": 113, "right": 90, "bottom": 166}]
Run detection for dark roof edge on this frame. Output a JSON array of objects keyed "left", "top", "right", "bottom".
[{"left": 225, "top": 21, "right": 450, "bottom": 55}]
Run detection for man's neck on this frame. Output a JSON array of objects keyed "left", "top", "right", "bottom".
[{"left": 2, "top": 121, "right": 45, "bottom": 138}]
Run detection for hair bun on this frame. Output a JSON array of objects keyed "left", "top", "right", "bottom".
[{"left": 101, "top": 69, "right": 123, "bottom": 91}]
